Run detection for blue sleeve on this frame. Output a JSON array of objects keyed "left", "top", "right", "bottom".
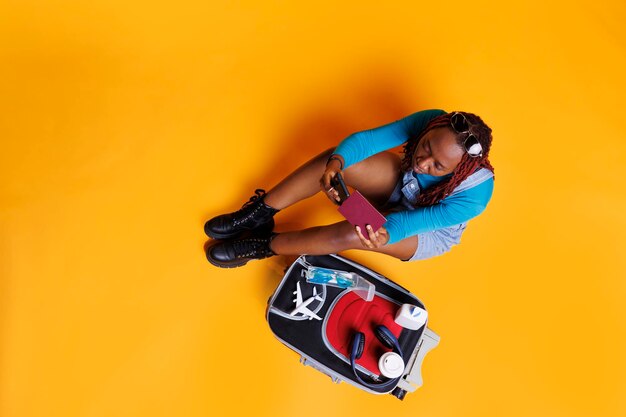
[
  {"left": 334, "top": 109, "right": 446, "bottom": 169},
  {"left": 384, "top": 177, "right": 494, "bottom": 244}
]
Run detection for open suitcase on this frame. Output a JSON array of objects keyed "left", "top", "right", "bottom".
[{"left": 266, "top": 254, "right": 440, "bottom": 400}]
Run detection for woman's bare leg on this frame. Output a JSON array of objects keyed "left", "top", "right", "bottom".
[
  {"left": 270, "top": 221, "right": 418, "bottom": 261},
  {"left": 262, "top": 148, "right": 335, "bottom": 210}
]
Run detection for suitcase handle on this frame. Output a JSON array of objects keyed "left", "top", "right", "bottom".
[
  {"left": 300, "top": 356, "right": 342, "bottom": 384},
  {"left": 402, "top": 327, "right": 440, "bottom": 390}
]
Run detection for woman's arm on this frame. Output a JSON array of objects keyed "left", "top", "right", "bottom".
[
  {"left": 384, "top": 178, "right": 494, "bottom": 244},
  {"left": 333, "top": 109, "right": 446, "bottom": 169}
]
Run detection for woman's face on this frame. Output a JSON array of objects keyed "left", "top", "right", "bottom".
[{"left": 412, "top": 127, "right": 464, "bottom": 176}]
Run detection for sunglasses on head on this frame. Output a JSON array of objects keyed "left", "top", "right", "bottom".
[{"left": 450, "top": 112, "right": 483, "bottom": 157}]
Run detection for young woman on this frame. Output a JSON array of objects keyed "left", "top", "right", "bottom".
[{"left": 204, "top": 109, "right": 495, "bottom": 268}]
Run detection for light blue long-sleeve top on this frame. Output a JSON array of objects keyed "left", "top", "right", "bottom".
[{"left": 334, "top": 109, "right": 494, "bottom": 245}]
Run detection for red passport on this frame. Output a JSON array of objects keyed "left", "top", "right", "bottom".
[{"left": 337, "top": 190, "right": 387, "bottom": 233}]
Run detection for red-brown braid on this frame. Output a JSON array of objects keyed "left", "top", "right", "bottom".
[{"left": 400, "top": 112, "right": 495, "bottom": 207}]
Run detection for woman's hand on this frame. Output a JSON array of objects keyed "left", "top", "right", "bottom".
[
  {"left": 320, "top": 157, "right": 344, "bottom": 204},
  {"left": 355, "top": 225, "right": 389, "bottom": 248}
]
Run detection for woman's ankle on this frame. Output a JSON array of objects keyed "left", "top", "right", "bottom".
[
  {"left": 268, "top": 233, "right": 280, "bottom": 255},
  {"left": 263, "top": 192, "right": 282, "bottom": 211}
]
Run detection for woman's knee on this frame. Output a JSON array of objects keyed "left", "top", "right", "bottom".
[{"left": 342, "top": 152, "right": 402, "bottom": 205}]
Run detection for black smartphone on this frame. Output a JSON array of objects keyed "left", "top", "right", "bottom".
[{"left": 330, "top": 172, "right": 350, "bottom": 204}]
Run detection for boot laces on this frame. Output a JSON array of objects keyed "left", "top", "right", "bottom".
[
  {"left": 232, "top": 238, "right": 270, "bottom": 259},
  {"left": 241, "top": 189, "right": 266, "bottom": 209},
  {"left": 233, "top": 189, "right": 268, "bottom": 226}
]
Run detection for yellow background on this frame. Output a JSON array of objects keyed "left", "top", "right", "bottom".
[{"left": 1, "top": 1, "right": 625, "bottom": 416}]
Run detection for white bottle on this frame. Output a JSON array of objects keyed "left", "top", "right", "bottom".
[{"left": 394, "top": 304, "right": 428, "bottom": 330}]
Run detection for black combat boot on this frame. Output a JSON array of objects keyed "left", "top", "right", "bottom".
[
  {"left": 204, "top": 189, "right": 279, "bottom": 239},
  {"left": 206, "top": 234, "right": 277, "bottom": 268}
]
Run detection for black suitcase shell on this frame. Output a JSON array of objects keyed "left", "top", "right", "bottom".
[{"left": 266, "top": 254, "right": 440, "bottom": 399}]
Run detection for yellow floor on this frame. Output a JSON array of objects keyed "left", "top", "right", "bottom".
[{"left": 1, "top": 1, "right": 625, "bottom": 416}]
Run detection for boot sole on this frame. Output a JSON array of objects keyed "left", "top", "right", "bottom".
[
  {"left": 206, "top": 255, "right": 250, "bottom": 268},
  {"left": 205, "top": 243, "right": 251, "bottom": 268},
  {"left": 204, "top": 218, "right": 275, "bottom": 240}
]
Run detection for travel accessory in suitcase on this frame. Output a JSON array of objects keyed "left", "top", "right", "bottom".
[{"left": 266, "top": 254, "right": 440, "bottom": 399}]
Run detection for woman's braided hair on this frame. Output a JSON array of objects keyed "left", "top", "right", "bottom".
[{"left": 400, "top": 112, "right": 495, "bottom": 207}]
